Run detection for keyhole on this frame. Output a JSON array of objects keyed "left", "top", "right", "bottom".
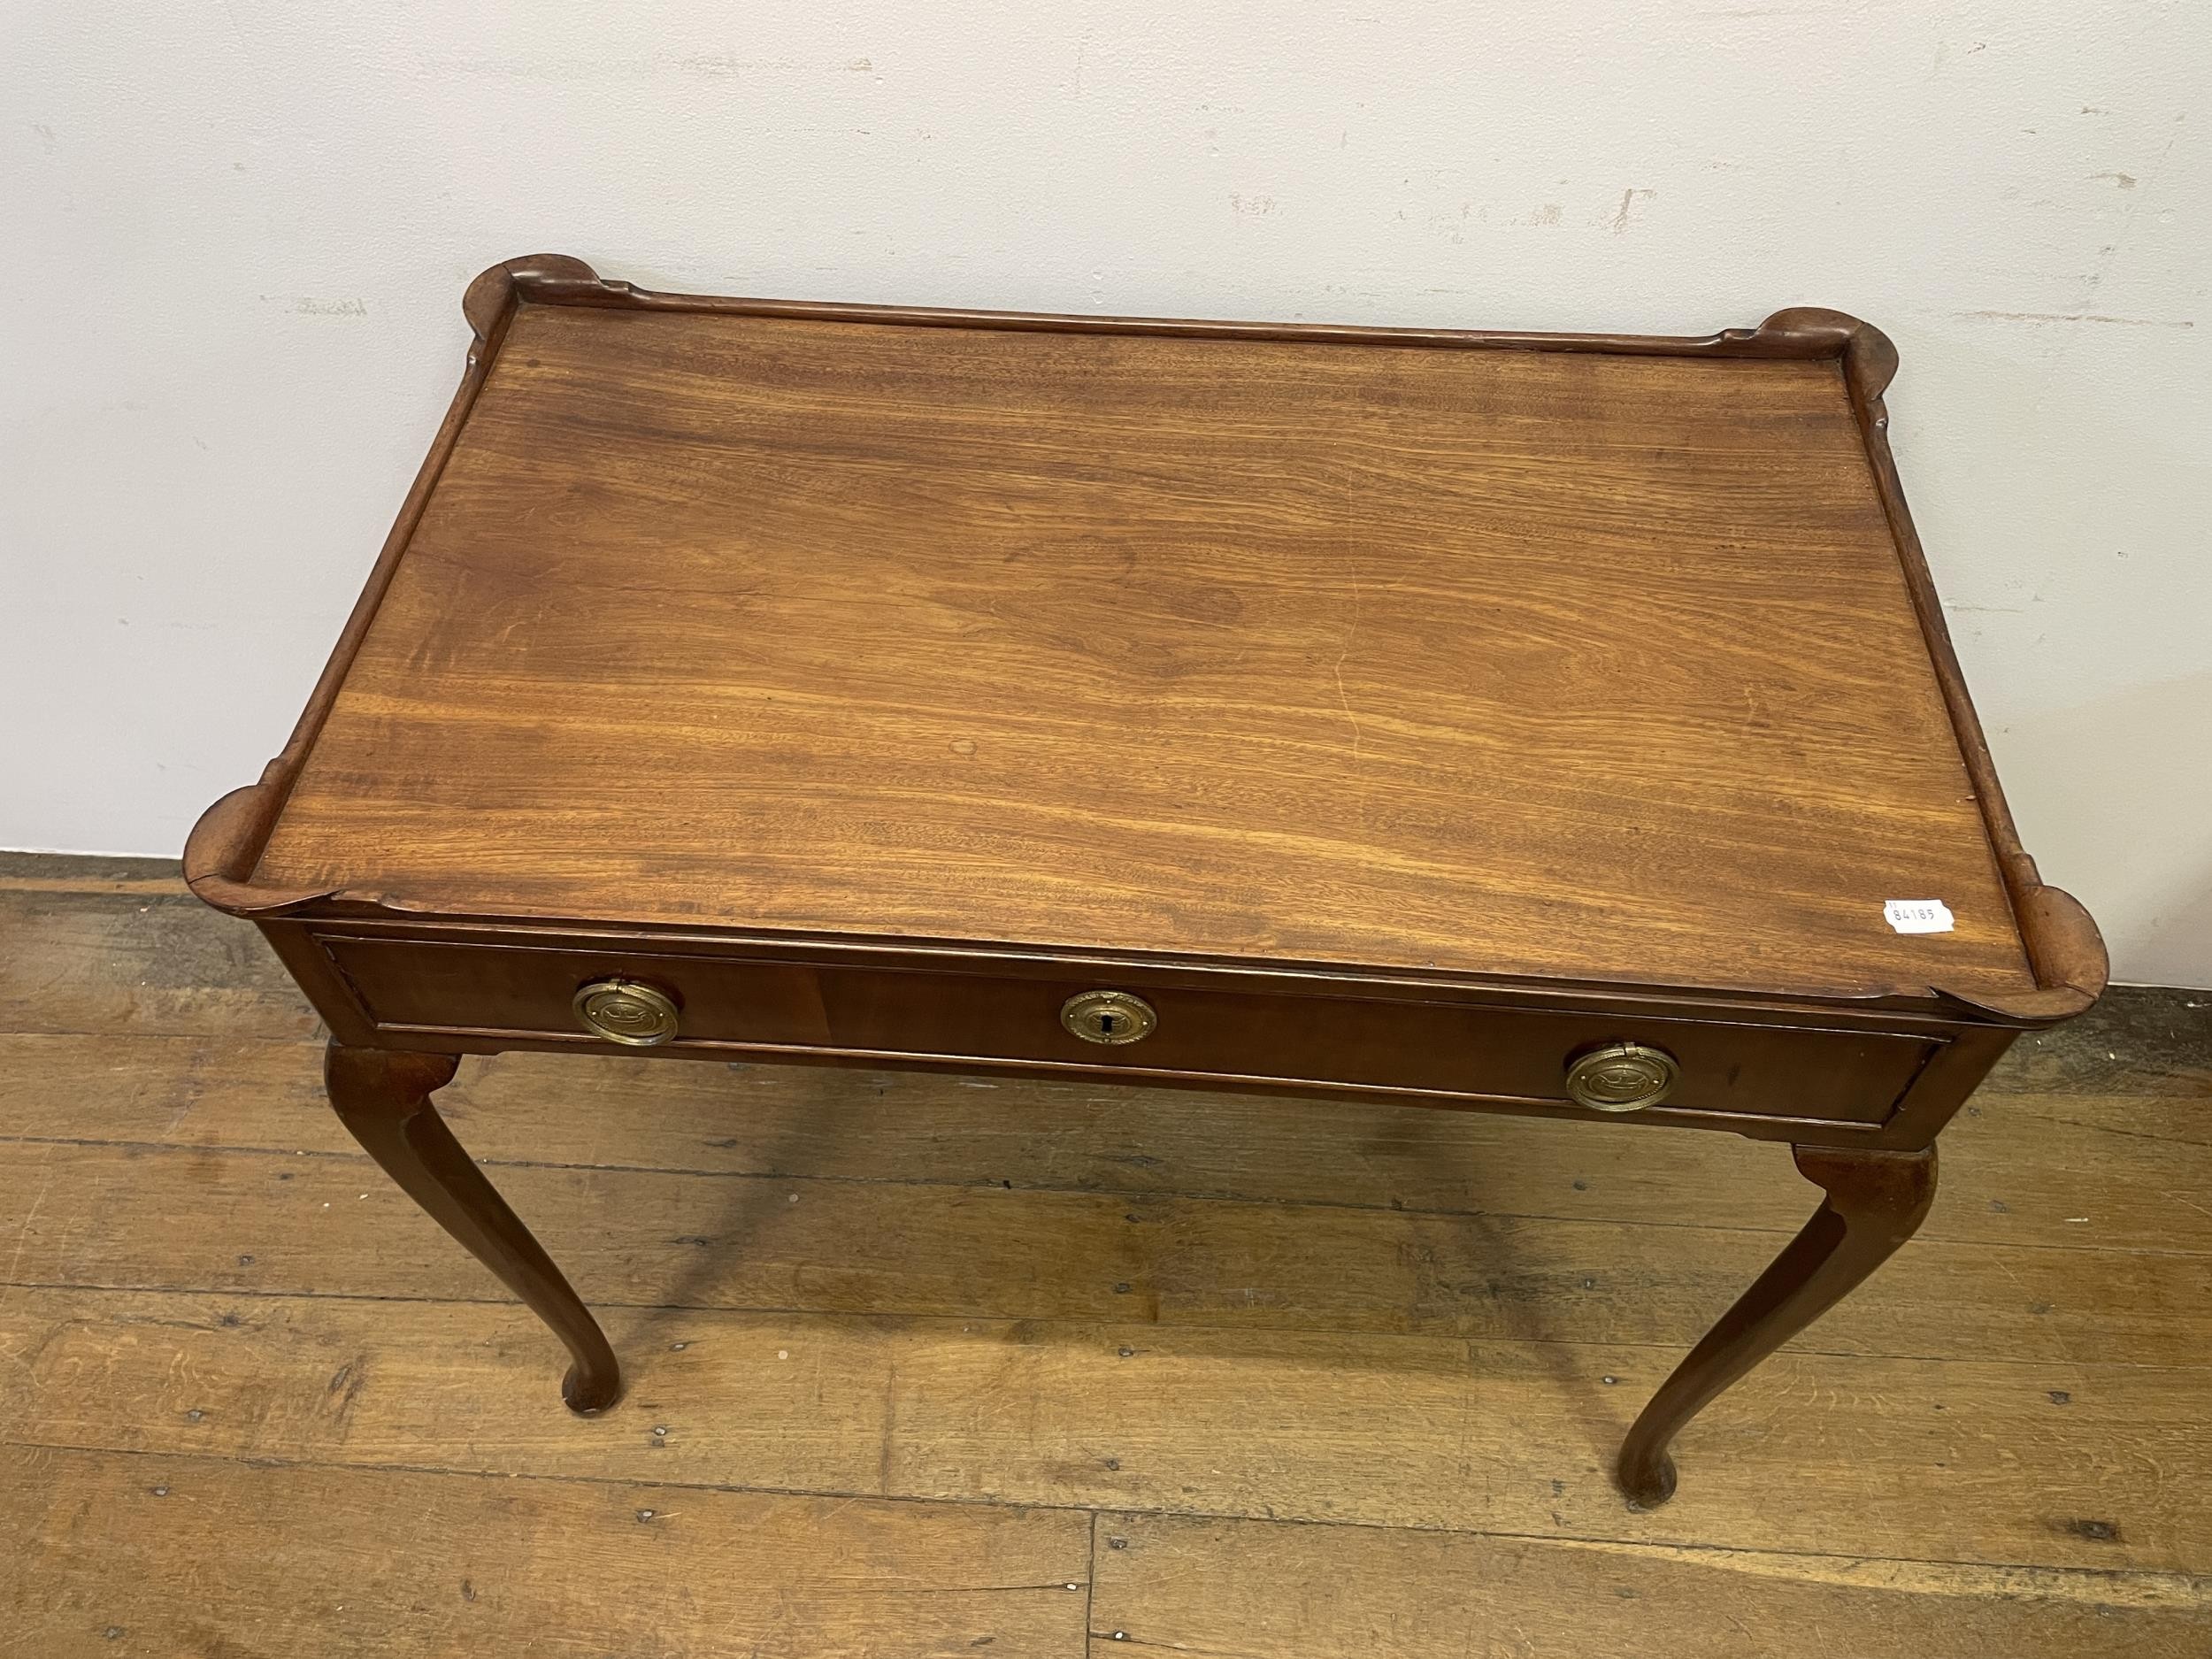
[{"left": 1061, "top": 990, "right": 1154, "bottom": 1045}]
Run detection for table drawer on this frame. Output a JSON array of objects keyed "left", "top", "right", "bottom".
[{"left": 317, "top": 934, "right": 1934, "bottom": 1125}]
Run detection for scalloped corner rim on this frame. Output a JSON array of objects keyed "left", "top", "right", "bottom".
[
  {"left": 1930, "top": 881, "right": 2109, "bottom": 1025},
  {"left": 180, "top": 780, "right": 334, "bottom": 917},
  {"left": 462, "top": 253, "right": 606, "bottom": 342},
  {"left": 2020, "top": 881, "right": 2112, "bottom": 1012}
]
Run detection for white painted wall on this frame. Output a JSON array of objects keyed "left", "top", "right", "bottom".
[{"left": 4, "top": 2, "right": 2206, "bottom": 984}]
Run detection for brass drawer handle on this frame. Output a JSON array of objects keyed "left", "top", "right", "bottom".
[
  {"left": 1565, "top": 1041, "right": 1678, "bottom": 1112},
  {"left": 1061, "top": 989, "right": 1157, "bottom": 1045},
  {"left": 573, "top": 978, "right": 681, "bottom": 1046}
]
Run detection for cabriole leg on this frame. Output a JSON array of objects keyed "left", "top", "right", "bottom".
[
  {"left": 323, "top": 1041, "right": 621, "bottom": 1413},
  {"left": 1617, "top": 1143, "right": 1937, "bottom": 1507}
]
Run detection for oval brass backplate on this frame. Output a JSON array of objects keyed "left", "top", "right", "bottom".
[
  {"left": 1563, "top": 1041, "right": 1679, "bottom": 1112},
  {"left": 1060, "top": 989, "right": 1157, "bottom": 1046},
  {"left": 573, "top": 978, "right": 681, "bottom": 1047}
]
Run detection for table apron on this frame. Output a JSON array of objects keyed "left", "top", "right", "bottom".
[{"left": 265, "top": 924, "right": 2016, "bottom": 1149}]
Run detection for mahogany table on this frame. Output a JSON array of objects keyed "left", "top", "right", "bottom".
[{"left": 188, "top": 255, "right": 2106, "bottom": 1507}]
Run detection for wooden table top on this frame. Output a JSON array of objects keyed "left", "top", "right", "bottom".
[{"left": 243, "top": 264, "right": 2050, "bottom": 1008}]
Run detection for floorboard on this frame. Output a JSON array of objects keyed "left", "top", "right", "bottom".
[
  {"left": 1087, "top": 1512, "right": 2212, "bottom": 1658},
  {"left": 6, "top": 1030, "right": 2208, "bottom": 1256},
  {"left": 4, "top": 1283, "right": 2204, "bottom": 1571},
  {"left": 2, "top": 858, "right": 2208, "bottom": 1654},
  {"left": 1, "top": 1445, "right": 1090, "bottom": 1657},
  {"left": 4, "top": 1134, "right": 2208, "bottom": 1363}
]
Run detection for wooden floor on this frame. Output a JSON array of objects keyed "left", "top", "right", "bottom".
[{"left": 2, "top": 853, "right": 2208, "bottom": 1656}]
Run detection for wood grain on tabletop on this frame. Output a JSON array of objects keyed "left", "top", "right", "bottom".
[{"left": 250, "top": 304, "right": 2033, "bottom": 1002}]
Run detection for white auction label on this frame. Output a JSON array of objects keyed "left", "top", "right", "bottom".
[{"left": 1884, "top": 899, "right": 1955, "bottom": 935}]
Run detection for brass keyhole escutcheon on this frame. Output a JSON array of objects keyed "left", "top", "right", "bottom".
[
  {"left": 1061, "top": 989, "right": 1157, "bottom": 1046},
  {"left": 1563, "top": 1041, "right": 1679, "bottom": 1112},
  {"left": 573, "top": 978, "right": 681, "bottom": 1046}
]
